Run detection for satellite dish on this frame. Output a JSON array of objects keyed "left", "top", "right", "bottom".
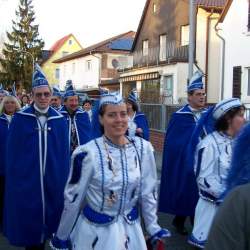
[{"left": 112, "top": 59, "right": 120, "bottom": 69}]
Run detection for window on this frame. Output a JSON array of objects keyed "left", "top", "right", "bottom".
[
  {"left": 162, "top": 75, "right": 173, "bottom": 104},
  {"left": 142, "top": 40, "right": 149, "bottom": 56},
  {"left": 69, "top": 39, "right": 72, "bottom": 45},
  {"left": 86, "top": 60, "right": 92, "bottom": 71},
  {"left": 55, "top": 68, "right": 60, "bottom": 79},
  {"left": 248, "top": 68, "right": 250, "bottom": 96},
  {"left": 181, "top": 25, "right": 189, "bottom": 46},
  {"left": 62, "top": 51, "right": 69, "bottom": 57},
  {"left": 159, "top": 34, "right": 167, "bottom": 61},
  {"left": 141, "top": 79, "right": 160, "bottom": 103},
  {"left": 153, "top": 3, "right": 157, "bottom": 13},
  {"left": 72, "top": 63, "right": 75, "bottom": 74}
]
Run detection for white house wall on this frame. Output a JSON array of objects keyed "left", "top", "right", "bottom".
[
  {"left": 196, "top": 8, "right": 221, "bottom": 103},
  {"left": 58, "top": 54, "right": 100, "bottom": 90},
  {"left": 120, "top": 62, "right": 188, "bottom": 104},
  {"left": 220, "top": 0, "right": 250, "bottom": 103}
]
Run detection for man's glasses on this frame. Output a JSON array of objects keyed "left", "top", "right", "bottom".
[{"left": 35, "top": 92, "right": 51, "bottom": 98}]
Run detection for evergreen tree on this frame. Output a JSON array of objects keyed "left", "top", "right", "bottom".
[{"left": 0, "top": 0, "right": 44, "bottom": 90}]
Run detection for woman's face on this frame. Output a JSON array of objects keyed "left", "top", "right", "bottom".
[
  {"left": 4, "top": 98, "right": 17, "bottom": 115},
  {"left": 229, "top": 109, "right": 246, "bottom": 136},
  {"left": 126, "top": 102, "right": 133, "bottom": 112},
  {"left": 100, "top": 103, "right": 128, "bottom": 139},
  {"left": 22, "top": 96, "right": 28, "bottom": 104}
]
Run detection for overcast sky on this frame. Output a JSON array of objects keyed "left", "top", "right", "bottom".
[{"left": 0, "top": 0, "right": 146, "bottom": 49}]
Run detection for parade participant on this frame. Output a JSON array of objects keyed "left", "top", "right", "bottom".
[
  {"left": 205, "top": 123, "right": 250, "bottom": 250},
  {"left": 4, "top": 64, "right": 70, "bottom": 250},
  {"left": 126, "top": 89, "right": 149, "bottom": 140},
  {"left": 159, "top": 71, "right": 207, "bottom": 235},
  {"left": 0, "top": 84, "right": 9, "bottom": 104},
  {"left": 59, "top": 80, "right": 91, "bottom": 154},
  {"left": 20, "top": 94, "right": 30, "bottom": 108},
  {"left": 50, "top": 85, "right": 62, "bottom": 110},
  {"left": 0, "top": 94, "right": 21, "bottom": 226},
  {"left": 188, "top": 98, "right": 245, "bottom": 248},
  {"left": 82, "top": 94, "right": 93, "bottom": 122},
  {"left": 50, "top": 92, "right": 170, "bottom": 250}
]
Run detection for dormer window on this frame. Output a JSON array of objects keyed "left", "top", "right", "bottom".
[{"left": 69, "top": 39, "right": 72, "bottom": 45}]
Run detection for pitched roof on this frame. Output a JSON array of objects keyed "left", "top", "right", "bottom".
[
  {"left": 132, "top": 0, "right": 226, "bottom": 51},
  {"left": 41, "top": 34, "right": 83, "bottom": 65},
  {"left": 53, "top": 31, "right": 135, "bottom": 63},
  {"left": 50, "top": 34, "right": 72, "bottom": 51}
]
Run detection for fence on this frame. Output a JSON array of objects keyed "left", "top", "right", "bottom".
[{"left": 140, "top": 103, "right": 250, "bottom": 132}]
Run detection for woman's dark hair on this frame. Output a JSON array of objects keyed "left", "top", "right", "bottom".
[
  {"left": 126, "top": 100, "right": 138, "bottom": 112},
  {"left": 215, "top": 105, "right": 245, "bottom": 132},
  {"left": 98, "top": 104, "right": 108, "bottom": 134}
]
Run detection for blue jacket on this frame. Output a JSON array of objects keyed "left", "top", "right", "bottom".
[
  {"left": 59, "top": 106, "right": 92, "bottom": 149},
  {"left": 4, "top": 105, "right": 70, "bottom": 246},
  {"left": 0, "top": 114, "right": 9, "bottom": 176}
]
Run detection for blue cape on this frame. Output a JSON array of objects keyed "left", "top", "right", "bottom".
[
  {"left": 134, "top": 112, "right": 150, "bottom": 140},
  {"left": 4, "top": 106, "right": 70, "bottom": 246},
  {"left": 60, "top": 106, "right": 92, "bottom": 149},
  {"left": 158, "top": 105, "right": 211, "bottom": 216},
  {"left": 0, "top": 114, "right": 9, "bottom": 176}
]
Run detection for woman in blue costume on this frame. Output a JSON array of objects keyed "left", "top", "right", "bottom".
[
  {"left": 188, "top": 98, "right": 245, "bottom": 248},
  {"left": 0, "top": 94, "right": 21, "bottom": 226},
  {"left": 126, "top": 89, "right": 149, "bottom": 141},
  {"left": 50, "top": 92, "right": 170, "bottom": 250}
]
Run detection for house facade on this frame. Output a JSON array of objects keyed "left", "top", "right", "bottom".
[
  {"left": 119, "top": 0, "right": 226, "bottom": 105},
  {"left": 41, "top": 34, "right": 83, "bottom": 85},
  {"left": 53, "top": 31, "right": 135, "bottom": 92},
  {"left": 218, "top": 0, "right": 250, "bottom": 105}
]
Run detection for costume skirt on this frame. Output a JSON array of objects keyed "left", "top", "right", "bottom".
[
  {"left": 70, "top": 214, "right": 147, "bottom": 250},
  {"left": 188, "top": 198, "right": 217, "bottom": 248}
]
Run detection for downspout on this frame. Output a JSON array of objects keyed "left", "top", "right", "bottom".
[
  {"left": 215, "top": 18, "right": 225, "bottom": 100},
  {"left": 205, "top": 9, "right": 214, "bottom": 103}
]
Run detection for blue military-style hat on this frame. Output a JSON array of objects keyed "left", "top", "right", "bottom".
[
  {"left": 52, "top": 85, "right": 62, "bottom": 98},
  {"left": 127, "top": 89, "right": 139, "bottom": 104},
  {"left": 0, "top": 84, "right": 8, "bottom": 96},
  {"left": 187, "top": 70, "right": 204, "bottom": 93},
  {"left": 64, "top": 80, "right": 77, "bottom": 98},
  {"left": 213, "top": 98, "right": 242, "bottom": 120},
  {"left": 32, "top": 63, "right": 49, "bottom": 89}
]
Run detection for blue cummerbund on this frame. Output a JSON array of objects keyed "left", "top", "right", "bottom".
[{"left": 82, "top": 204, "right": 139, "bottom": 225}]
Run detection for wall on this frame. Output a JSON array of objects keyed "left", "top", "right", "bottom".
[
  {"left": 58, "top": 54, "right": 100, "bottom": 90},
  {"left": 42, "top": 35, "right": 82, "bottom": 85},
  {"left": 196, "top": 8, "right": 221, "bottom": 103},
  {"left": 220, "top": 0, "right": 250, "bottom": 103},
  {"left": 150, "top": 130, "right": 165, "bottom": 152}
]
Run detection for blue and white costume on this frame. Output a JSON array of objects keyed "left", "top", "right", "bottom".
[
  {"left": 127, "top": 90, "right": 149, "bottom": 141},
  {"left": 4, "top": 64, "right": 70, "bottom": 247},
  {"left": 59, "top": 106, "right": 92, "bottom": 152},
  {"left": 51, "top": 93, "right": 170, "bottom": 250},
  {"left": 60, "top": 83, "right": 92, "bottom": 153},
  {"left": 188, "top": 98, "right": 243, "bottom": 248},
  {"left": 0, "top": 113, "right": 11, "bottom": 176}
]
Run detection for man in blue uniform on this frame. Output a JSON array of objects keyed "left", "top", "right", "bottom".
[
  {"left": 50, "top": 85, "right": 62, "bottom": 110},
  {"left": 59, "top": 80, "right": 92, "bottom": 154},
  {"left": 4, "top": 64, "right": 70, "bottom": 250},
  {"left": 159, "top": 71, "right": 208, "bottom": 235}
]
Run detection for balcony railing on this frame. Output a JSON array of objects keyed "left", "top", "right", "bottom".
[{"left": 119, "top": 42, "right": 188, "bottom": 71}]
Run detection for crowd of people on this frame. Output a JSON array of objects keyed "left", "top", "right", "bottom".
[{"left": 0, "top": 64, "right": 249, "bottom": 250}]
